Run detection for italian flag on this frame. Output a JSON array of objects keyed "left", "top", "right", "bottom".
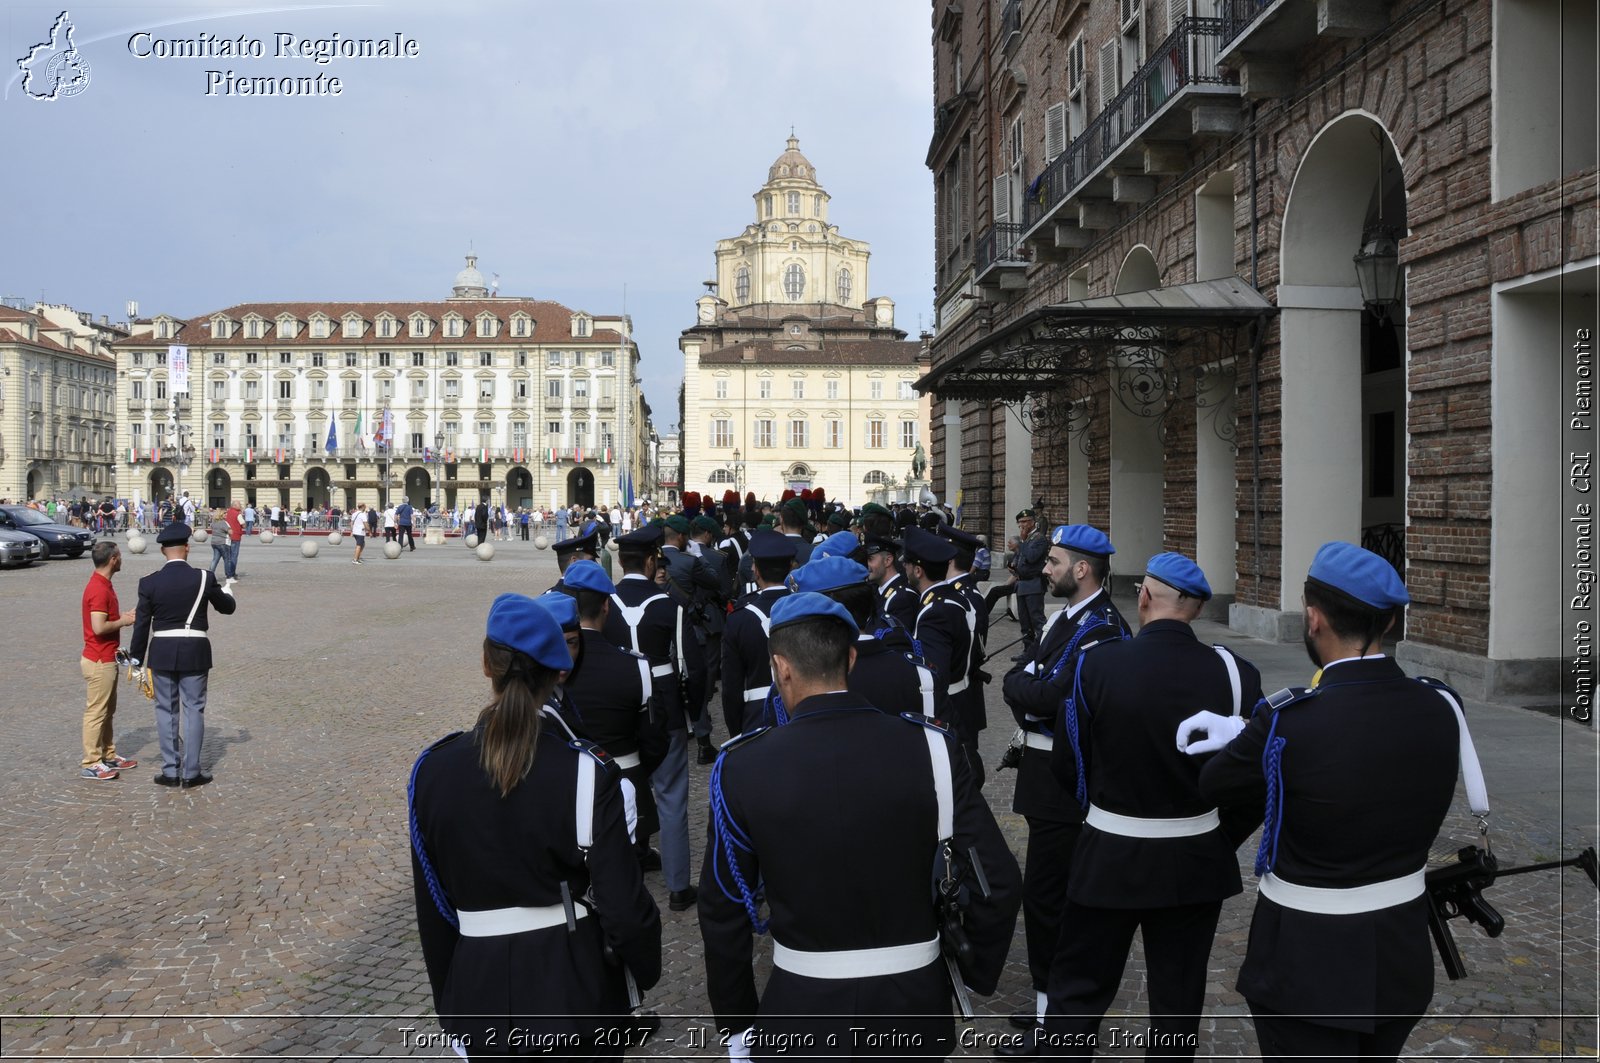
[
  {"left": 603, "top": 446, "right": 614, "bottom": 464},
  {"left": 478, "top": 447, "right": 490, "bottom": 463},
  {"left": 127, "top": 447, "right": 139, "bottom": 464},
  {"left": 545, "top": 446, "right": 558, "bottom": 464},
  {"left": 245, "top": 446, "right": 256, "bottom": 463}
]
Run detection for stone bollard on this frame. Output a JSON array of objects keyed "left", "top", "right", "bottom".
[
  {"left": 475, "top": 541, "right": 495, "bottom": 561},
  {"left": 326, "top": 531, "right": 342, "bottom": 547},
  {"left": 300, "top": 538, "right": 320, "bottom": 558},
  {"left": 126, "top": 534, "right": 147, "bottom": 555},
  {"left": 259, "top": 530, "right": 275, "bottom": 545},
  {"left": 466, "top": 534, "right": 479, "bottom": 549},
  {"left": 383, "top": 540, "right": 402, "bottom": 559},
  {"left": 534, "top": 534, "right": 549, "bottom": 550}
]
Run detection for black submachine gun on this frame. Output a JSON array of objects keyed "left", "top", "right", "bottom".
[{"left": 1426, "top": 844, "right": 1599, "bottom": 979}]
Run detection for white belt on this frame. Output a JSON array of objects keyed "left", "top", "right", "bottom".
[
  {"left": 612, "top": 752, "right": 642, "bottom": 770},
  {"left": 742, "top": 686, "right": 770, "bottom": 704},
  {"left": 948, "top": 676, "right": 970, "bottom": 696},
  {"left": 771, "top": 934, "right": 940, "bottom": 979},
  {"left": 650, "top": 663, "right": 676, "bottom": 678},
  {"left": 1023, "top": 731, "right": 1053, "bottom": 751},
  {"left": 1259, "top": 867, "right": 1426, "bottom": 915},
  {"left": 151, "top": 629, "right": 208, "bottom": 639},
  {"left": 456, "top": 904, "right": 584, "bottom": 937},
  {"left": 1086, "top": 803, "right": 1220, "bottom": 838}
]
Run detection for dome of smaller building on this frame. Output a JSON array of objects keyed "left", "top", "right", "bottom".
[
  {"left": 452, "top": 252, "right": 488, "bottom": 298},
  {"left": 767, "top": 135, "right": 817, "bottom": 185}
]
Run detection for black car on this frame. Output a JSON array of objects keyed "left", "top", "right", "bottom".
[{"left": 0, "top": 506, "right": 95, "bottom": 559}]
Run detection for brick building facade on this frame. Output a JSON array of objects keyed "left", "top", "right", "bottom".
[{"left": 921, "top": 0, "right": 1596, "bottom": 698}]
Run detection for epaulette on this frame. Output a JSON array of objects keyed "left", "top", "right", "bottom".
[
  {"left": 716, "top": 727, "right": 772, "bottom": 757},
  {"left": 1259, "top": 686, "right": 1319, "bottom": 714},
  {"left": 567, "top": 737, "right": 620, "bottom": 773},
  {"left": 898, "top": 712, "right": 952, "bottom": 736}
]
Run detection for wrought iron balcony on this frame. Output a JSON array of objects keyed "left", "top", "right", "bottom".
[
  {"left": 975, "top": 222, "right": 1029, "bottom": 288},
  {"left": 1020, "top": 17, "right": 1239, "bottom": 241},
  {"left": 1217, "top": 0, "right": 1386, "bottom": 74},
  {"left": 1001, "top": 0, "right": 1022, "bottom": 47}
]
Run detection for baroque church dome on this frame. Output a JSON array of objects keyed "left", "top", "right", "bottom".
[{"left": 767, "top": 135, "right": 817, "bottom": 185}]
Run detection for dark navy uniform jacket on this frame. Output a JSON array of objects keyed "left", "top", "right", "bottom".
[
  {"left": 1199, "top": 656, "right": 1460, "bottom": 1029},
  {"left": 847, "top": 629, "right": 943, "bottom": 721},
  {"left": 1054, "top": 618, "right": 1263, "bottom": 909},
  {"left": 913, "top": 580, "right": 983, "bottom": 739},
  {"left": 879, "top": 572, "right": 919, "bottom": 633},
  {"left": 720, "top": 586, "right": 789, "bottom": 737},
  {"left": 698, "top": 695, "right": 1021, "bottom": 1045},
  {"left": 129, "top": 559, "right": 238, "bottom": 673},
  {"left": 1002, "top": 589, "right": 1128, "bottom": 823},
  {"left": 411, "top": 726, "right": 661, "bottom": 1049},
  {"left": 566, "top": 629, "right": 668, "bottom": 843},
  {"left": 603, "top": 574, "right": 700, "bottom": 731}
]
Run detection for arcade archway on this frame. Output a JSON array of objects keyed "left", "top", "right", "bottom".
[
  {"left": 206, "top": 468, "right": 231, "bottom": 509},
  {"left": 567, "top": 466, "right": 594, "bottom": 509},
  {"left": 304, "top": 467, "right": 331, "bottom": 511},
  {"left": 405, "top": 467, "right": 432, "bottom": 510},
  {"left": 505, "top": 466, "right": 532, "bottom": 509}
]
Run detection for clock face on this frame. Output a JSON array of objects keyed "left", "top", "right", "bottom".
[{"left": 699, "top": 304, "right": 714, "bottom": 323}]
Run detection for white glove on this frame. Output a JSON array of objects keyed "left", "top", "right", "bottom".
[
  {"left": 618, "top": 777, "right": 639, "bottom": 843},
  {"left": 1023, "top": 660, "right": 1038, "bottom": 676},
  {"left": 729, "top": 1027, "right": 754, "bottom": 1061},
  {"left": 1176, "top": 711, "right": 1246, "bottom": 755},
  {"left": 220, "top": 579, "right": 235, "bottom": 596}
]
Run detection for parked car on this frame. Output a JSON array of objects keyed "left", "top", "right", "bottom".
[
  {"left": 0, "top": 506, "right": 94, "bottom": 559},
  {"left": 0, "top": 526, "right": 43, "bottom": 568}
]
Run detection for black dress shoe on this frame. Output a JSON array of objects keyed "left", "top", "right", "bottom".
[
  {"left": 697, "top": 739, "right": 717, "bottom": 765},
  {"left": 154, "top": 774, "right": 180, "bottom": 787},
  {"left": 1008, "top": 1009, "right": 1037, "bottom": 1030},
  {"left": 636, "top": 848, "right": 662, "bottom": 871},
  {"left": 668, "top": 886, "right": 698, "bottom": 912},
  {"left": 180, "top": 773, "right": 213, "bottom": 788},
  {"left": 994, "top": 1033, "right": 1042, "bottom": 1058}
]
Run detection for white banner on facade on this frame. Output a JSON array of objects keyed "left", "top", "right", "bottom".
[{"left": 168, "top": 345, "right": 190, "bottom": 394}]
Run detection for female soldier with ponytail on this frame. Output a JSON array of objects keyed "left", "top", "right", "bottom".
[{"left": 409, "top": 592, "right": 662, "bottom": 1059}]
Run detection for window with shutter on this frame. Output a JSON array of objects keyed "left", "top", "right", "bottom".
[
  {"left": 1069, "top": 38, "right": 1085, "bottom": 98},
  {"left": 1121, "top": 0, "right": 1141, "bottom": 32},
  {"left": 1045, "top": 102, "right": 1068, "bottom": 162},
  {"left": 993, "top": 173, "right": 1010, "bottom": 222},
  {"left": 1168, "top": 0, "right": 1188, "bottom": 32},
  {"left": 1099, "top": 39, "right": 1119, "bottom": 112}
]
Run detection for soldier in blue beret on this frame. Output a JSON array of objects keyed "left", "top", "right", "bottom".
[
  {"left": 409, "top": 594, "right": 661, "bottom": 1056},
  {"left": 699, "top": 594, "right": 1021, "bottom": 1055},
  {"left": 998, "top": 523, "right": 1130, "bottom": 1038},
  {"left": 1036, "top": 552, "right": 1263, "bottom": 1058},
  {"left": 1186, "top": 541, "right": 1471, "bottom": 1063}
]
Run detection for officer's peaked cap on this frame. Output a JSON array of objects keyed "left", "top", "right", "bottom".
[
  {"left": 157, "top": 522, "right": 192, "bottom": 545},
  {"left": 901, "top": 525, "right": 956, "bottom": 565},
  {"left": 553, "top": 531, "right": 599, "bottom": 556},
  {"left": 747, "top": 530, "right": 798, "bottom": 560},
  {"left": 614, "top": 526, "right": 664, "bottom": 550}
]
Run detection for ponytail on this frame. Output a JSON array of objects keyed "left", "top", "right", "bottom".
[{"left": 477, "top": 638, "right": 559, "bottom": 798}]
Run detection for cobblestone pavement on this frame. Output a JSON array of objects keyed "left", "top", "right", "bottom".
[{"left": 0, "top": 536, "right": 1595, "bottom": 1059}]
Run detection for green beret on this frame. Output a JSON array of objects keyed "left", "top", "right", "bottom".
[
  {"left": 665, "top": 515, "right": 692, "bottom": 534},
  {"left": 861, "top": 502, "right": 891, "bottom": 520},
  {"left": 692, "top": 515, "right": 721, "bottom": 536}
]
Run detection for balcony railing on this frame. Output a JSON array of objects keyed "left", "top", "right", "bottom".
[
  {"left": 1021, "top": 17, "right": 1238, "bottom": 233},
  {"left": 976, "top": 222, "right": 1028, "bottom": 276},
  {"left": 1218, "top": 0, "right": 1272, "bottom": 45},
  {"left": 1001, "top": 0, "right": 1022, "bottom": 45}
]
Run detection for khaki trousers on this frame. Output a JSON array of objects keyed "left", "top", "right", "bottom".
[{"left": 80, "top": 658, "right": 120, "bottom": 766}]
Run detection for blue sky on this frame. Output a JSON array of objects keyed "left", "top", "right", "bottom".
[{"left": 1, "top": 0, "right": 934, "bottom": 428}]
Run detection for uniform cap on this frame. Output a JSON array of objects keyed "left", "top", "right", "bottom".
[
  {"left": 936, "top": 524, "right": 982, "bottom": 552},
  {"left": 901, "top": 525, "right": 957, "bottom": 565},
  {"left": 156, "top": 522, "right": 192, "bottom": 545},
  {"left": 534, "top": 590, "right": 580, "bottom": 631},
  {"left": 562, "top": 559, "right": 616, "bottom": 595},
  {"left": 614, "top": 526, "right": 664, "bottom": 550},
  {"left": 1049, "top": 524, "right": 1116, "bottom": 558},
  {"left": 486, "top": 593, "right": 573, "bottom": 671},
  {"left": 768, "top": 590, "right": 859, "bottom": 636},
  {"left": 861, "top": 501, "right": 892, "bottom": 520},
  {"left": 747, "top": 529, "right": 798, "bottom": 560},
  {"left": 1016, "top": 509, "right": 1038, "bottom": 520},
  {"left": 825, "top": 508, "right": 852, "bottom": 530},
  {"left": 663, "top": 514, "right": 692, "bottom": 535},
  {"left": 863, "top": 535, "right": 901, "bottom": 556},
  {"left": 552, "top": 531, "right": 599, "bottom": 556},
  {"left": 813, "top": 530, "right": 863, "bottom": 561},
  {"left": 789, "top": 556, "right": 870, "bottom": 594},
  {"left": 1144, "top": 552, "right": 1211, "bottom": 601},
  {"left": 1307, "top": 540, "right": 1409, "bottom": 610}
]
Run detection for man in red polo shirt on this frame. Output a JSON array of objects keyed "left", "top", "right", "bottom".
[{"left": 81, "top": 540, "right": 138, "bottom": 780}]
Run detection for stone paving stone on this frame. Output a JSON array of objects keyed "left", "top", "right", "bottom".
[{"left": 0, "top": 537, "right": 1593, "bottom": 1058}]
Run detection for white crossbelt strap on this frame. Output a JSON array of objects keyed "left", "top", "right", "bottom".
[
  {"left": 612, "top": 751, "right": 642, "bottom": 770},
  {"left": 742, "top": 685, "right": 771, "bottom": 705},
  {"left": 1024, "top": 731, "right": 1053, "bottom": 751},
  {"left": 917, "top": 664, "right": 936, "bottom": 717},
  {"left": 1429, "top": 686, "right": 1490, "bottom": 817},
  {"left": 1214, "top": 645, "right": 1242, "bottom": 717},
  {"left": 1086, "top": 803, "right": 1221, "bottom": 838},
  {"left": 575, "top": 754, "right": 596, "bottom": 849},
  {"left": 183, "top": 569, "right": 209, "bottom": 630},
  {"left": 610, "top": 592, "right": 668, "bottom": 654},
  {"left": 457, "top": 904, "right": 584, "bottom": 937},
  {"left": 771, "top": 935, "right": 941, "bottom": 979},
  {"left": 744, "top": 601, "right": 773, "bottom": 637},
  {"left": 634, "top": 658, "right": 653, "bottom": 710},
  {"left": 650, "top": 663, "right": 675, "bottom": 678},
  {"left": 923, "top": 727, "right": 954, "bottom": 843},
  {"left": 1259, "top": 867, "right": 1427, "bottom": 915},
  {"left": 152, "top": 629, "right": 208, "bottom": 638},
  {"left": 948, "top": 676, "right": 970, "bottom": 696}
]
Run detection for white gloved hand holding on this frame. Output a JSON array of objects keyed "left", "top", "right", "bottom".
[
  {"left": 1176, "top": 711, "right": 1246, "bottom": 755},
  {"left": 221, "top": 578, "right": 236, "bottom": 596},
  {"left": 729, "top": 1027, "right": 754, "bottom": 1061}
]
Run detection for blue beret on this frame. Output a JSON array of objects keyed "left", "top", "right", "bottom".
[
  {"left": 936, "top": 524, "right": 982, "bottom": 552},
  {"left": 901, "top": 525, "right": 956, "bottom": 565},
  {"left": 614, "top": 526, "right": 663, "bottom": 549},
  {"left": 157, "top": 522, "right": 192, "bottom": 545},
  {"left": 1144, "top": 552, "right": 1211, "bottom": 600},
  {"left": 1308, "top": 541, "right": 1409, "bottom": 610},
  {"left": 552, "top": 530, "right": 598, "bottom": 556},
  {"left": 748, "top": 530, "right": 798, "bottom": 560},
  {"left": 486, "top": 593, "right": 573, "bottom": 671},
  {"left": 534, "top": 591, "right": 580, "bottom": 631},
  {"left": 562, "top": 559, "right": 615, "bottom": 594},
  {"left": 813, "top": 531, "right": 863, "bottom": 560},
  {"left": 1050, "top": 524, "right": 1116, "bottom": 558},
  {"left": 769, "top": 591, "right": 860, "bottom": 636},
  {"left": 790, "top": 556, "right": 869, "bottom": 594}
]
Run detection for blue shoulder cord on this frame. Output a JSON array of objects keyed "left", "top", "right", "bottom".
[
  {"left": 408, "top": 745, "right": 459, "bottom": 929},
  {"left": 1254, "top": 710, "right": 1288, "bottom": 876},
  {"left": 708, "top": 754, "right": 768, "bottom": 934},
  {"left": 1057, "top": 609, "right": 1124, "bottom": 811},
  {"left": 766, "top": 686, "right": 790, "bottom": 727}
]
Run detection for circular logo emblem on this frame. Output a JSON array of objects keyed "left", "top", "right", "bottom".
[{"left": 44, "top": 50, "right": 91, "bottom": 98}]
